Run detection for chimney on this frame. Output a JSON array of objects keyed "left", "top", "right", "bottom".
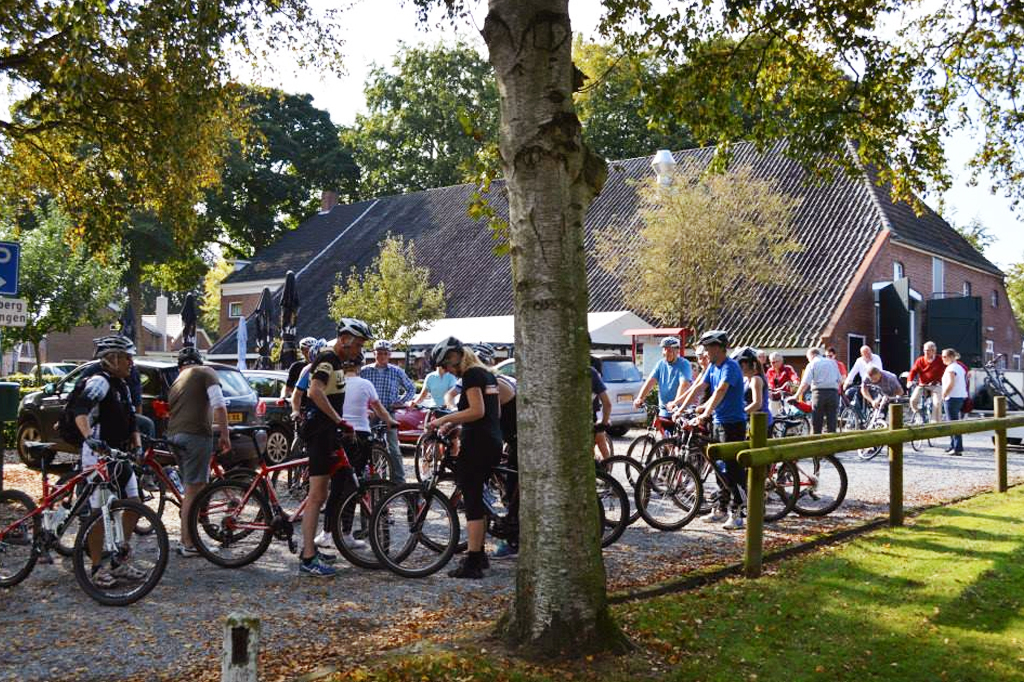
[
  {"left": 156, "top": 295, "right": 168, "bottom": 352},
  {"left": 320, "top": 189, "right": 339, "bottom": 214}
]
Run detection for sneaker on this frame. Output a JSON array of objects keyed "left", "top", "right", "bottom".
[
  {"left": 447, "top": 552, "right": 484, "bottom": 579},
  {"left": 701, "top": 508, "right": 728, "bottom": 523},
  {"left": 314, "top": 530, "right": 333, "bottom": 548},
  {"left": 110, "top": 561, "right": 147, "bottom": 580},
  {"left": 493, "top": 541, "right": 518, "bottom": 559},
  {"left": 341, "top": 532, "right": 368, "bottom": 550},
  {"left": 722, "top": 513, "right": 744, "bottom": 531},
  {"left": 316, "top": 550, "right": 338, "bottom": 565},
  {"left": 176, "top": 543, "right": 200, "bottom": 558},
  {"left": 92, "top": 567, "right": 117, "bottom": 588},
  {"left": 952, "top": 450, "right": 963, "bottom": 456},
  {"left": 299, "top": 554, "right": 336, "bottom": 578},
  {"left": 943, "top": 448, "right": 955, "bottom": 455}
]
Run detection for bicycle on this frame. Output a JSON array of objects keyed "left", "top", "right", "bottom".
[
  {"left": 907, "top": 381, "right": 938, "bottom": 452},
  {"left": 790, "top": 454, "right": 847, "bottom": 516},
  {"left": 413, "top": 407, "right": 455, "bottom": 483},
  {"left": 856, "top": 396, "right": 907, "bottom": 460},
  {"left": 625, "top": 414, "right": 677, "bottom": 466},
  {"left": 981, "top": 354, "right": 1024, "bottom": 411},
  {"left": 771, "top": 396, "right": 812, "bottom": 438},
  {"left": 0, "top": 442, "right": 168, "bottom": 606}
]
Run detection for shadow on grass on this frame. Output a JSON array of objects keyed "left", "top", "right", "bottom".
[{"left": 932, "top": 538, "right": 1024, "bottom": 634}]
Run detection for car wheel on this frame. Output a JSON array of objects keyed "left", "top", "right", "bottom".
[
  {"left": 264, "top": 426, "right": 291, "bottom": 465},
  {"left": 17, "top": 420, "right": 44, "bottom": 468},
  {"left": 607, "top": 425, "right": 628, "bottom": 438}
]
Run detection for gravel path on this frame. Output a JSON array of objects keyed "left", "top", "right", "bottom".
[{"left": 2, "top": 431, "right": 1022, "bottom": 682}]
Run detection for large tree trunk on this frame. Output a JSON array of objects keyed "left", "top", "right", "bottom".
[
  {"left": 483, "top": 0, "right": 625, "bottom": 656},
  {"left": 126, "top": 267, "right": 145, "bottom": 356}
]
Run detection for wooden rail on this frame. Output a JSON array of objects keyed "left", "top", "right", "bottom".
[{"left": 733, "top": 396, "right": 1021, "bottom": 578}]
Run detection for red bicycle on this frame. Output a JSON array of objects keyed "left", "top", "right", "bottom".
[{"left": 0, "top": 443, "right": 168, "bottom": 606}]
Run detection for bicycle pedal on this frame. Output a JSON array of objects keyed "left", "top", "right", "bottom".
[{"left": 287, "top": 537, "right": 298, "bottom": 555}]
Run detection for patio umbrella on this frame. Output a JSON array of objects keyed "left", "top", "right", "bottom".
[
  {"left": 279, "top": 270, "right": 300, "bottom": 369},
  {"left": 119, "top": 301, "right": 136, "bottom": 343},
  {"left": 254, "top": 287, "right": 273, "bottom": 370},
  {"left": 181, "top": 293, "right": 197, "bottom": 348},
  {"left": 236, "top": 315, "right": 248, "bottom": 371}
]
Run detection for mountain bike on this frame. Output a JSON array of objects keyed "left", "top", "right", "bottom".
[
  {"left": 0, "top": 442, "right": 168, "bottom": 606},
  {"left": 981, "top": 354, "right": 1024, "bottom": 411},
  {"left": 907, "top": 382, "right": 938, "bottom": 451},
  {"left": 771, "top": 397, "right": 812, "bottom": 438}
]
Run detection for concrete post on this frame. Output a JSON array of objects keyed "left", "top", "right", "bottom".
[
  {"left": 744, "top": 412, "right": 768, "bottom": 579},
  {"left": 995, "top": 396, "right": 1008, "bottom": 493},
  {"left": 222, "top": 613, "right": 259, "bottom": 682},
  {"left": 888, "top": 402, "right": 904, "bottom": 527}
]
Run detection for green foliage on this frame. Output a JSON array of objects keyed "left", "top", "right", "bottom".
[
  {"left": 328, "top": 234, "right": 445, "bottom": 346},
  {"left": 201, "top": 258, "right": 234, "bottom": 339},
  {"left": 0, "top": 204, "right": 122, "bottom": 380},
  {"left": 596, "top": 167, "right": 803, "bottom": 331},
  {"left": 953, "top": 218, "right": 996, "bottom": 254},
  {"left": 1006, "top": 259, "right": 1024, "bottom": 330}
]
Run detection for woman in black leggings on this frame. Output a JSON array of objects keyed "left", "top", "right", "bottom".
[{"left": 427, "top": 336, "right": 503, "bottom": 579}]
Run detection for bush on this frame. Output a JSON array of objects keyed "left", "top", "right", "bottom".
[{"left": 0, "top": 374, "right": 57, "bottom": 446}]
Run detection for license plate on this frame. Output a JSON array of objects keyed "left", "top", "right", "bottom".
[
  {"left": 617, "top": 394, "right": 633, "bottom": 404},
  {"left": 228, "top": 412, "right": 244, "bottom": 424}
]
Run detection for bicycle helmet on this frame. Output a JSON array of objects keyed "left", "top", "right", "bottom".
[
  {"left": 660, "top": 337, "right": 680, "bottom": 349},
  {"left": 471, "top": 342, "right": 496, "bottom": 365},
  {"left": 309, "top": 338, "right": 330, "bottom": 359},
  {"left": 430, "top": 336, "right": 463, "bottom": 369},
  {"left": 93, "top": 335, "right": 136, "bottom": 358},
  {"left": 730, "top": 346, "right": 759, "bottom": 365},
  {"left": 697, "top": 329, "right": 729, "bottom": 348},
  {"left": 177, "top": 346, "right": 204, "bottom": 367},
  {"left": 298, "top": 336, "right": 317, "bottom": 351},
  {"left": 336, "top": 317, "right": 374, "bottom": 340},
  {"left": 373, "top": 339, "right": 392, "bottom": 352}
]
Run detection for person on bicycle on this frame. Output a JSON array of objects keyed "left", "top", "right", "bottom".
[
  {"left": 908, "top": 341, "right": 944, "bottom": 423},
  {"left": 634, "top": 337, "right": 692, "bottom": 432},
  {"left": 360, "top": 340, "right": 416, "bottom": 485},
  {"left": 844, "top": 345, "right": 884, "bottom": 413},
  {"left": 301, "top": 318, "right": 373, "bottom": 578},
  {"left": 941, "top": 348, "right": 968, "bottom": 455},
  {"left": 75, "top": 335, "right": 145, "bottom": 588},
  {"left": 283, "top": 336, "right": 318, "bottom": 399},
  {"left": 168, "top": 346, "right": 231, "bottom": 557},
  {"left": 426, "top": 337, "right": 503, "bottom": 579},
  {"left": 692, "top": 330, "right": 747, "bottom": 531},
  {"left": 796, "top": 347, "right": 843, "bottom": 434},
  {"left": 861, "top": 366, "right": 904, "bottom": 414},
  {"left": 765, "top": 352, "right": 799, "bottom": 415},
  {"left": 734, "top": 347, "right": 772, "bottom": 431}
]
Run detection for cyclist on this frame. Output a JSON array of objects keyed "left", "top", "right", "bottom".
[
  {"left": 360, "top": 340, "right": 416, "bottom": 484},
  {"left": 843, "top": 345, "right": 884, "bottom": 415},
  {"left": 634, "top": 337, "right": 692, "bottom": 432},
  {"left": 692, "top": 330, "right": 747, "bottom": 531},
  {"left": 425, "top": 337, "right": 502, "bottom": 579},
  {"left": 290, "top": 338, "right": 328, "bottom": 420},
  {"left": 941, "top": 348, "right": 968, "bottom": 455},
  {"left": 168, "top": 346, "right": 231, "bottom": 557},
  {"left": 301, "top": 318, "right": 373, "bottom": 578},
  {"left": 75, "top": 335, "right": 145, "bottom": 588},
  {"left": 409, "top": 362, "right": 457, "bottom": 408},
  {"left": 674, "top": 344, "right": 711, "bottom": 413},
  {"left": 592, "top": 365, "right": 613, "bottom": 460},
  {"left": 734, "top": 347, "right": 772, "bottom": 431},
  {"left": 283, "top": 336, "right": 318, "bottom": 399},
  {"left": 796, "top": 347, "right": 843, "bottom": 434},
  {"left": 908, "top": 341, "right": 944, "bottom": 423},
  {"left": 861, "top": 365, "right": 904, "bottom": 415},
  {"left": 765, "top": 352, "right": 799, "bottom": 415}
]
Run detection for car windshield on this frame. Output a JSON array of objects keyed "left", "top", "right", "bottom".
[
  {"left": 600, "top": 360, "right": 643, "bottom": 382},
  {"left": 247, "top": 376, "right": 281, "bottom": 398},
  {"left": 216, "top": 368, "right": 256, "bottom": 397}
]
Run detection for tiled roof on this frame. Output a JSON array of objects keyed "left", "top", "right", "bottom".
[{"left": 211, "top": 140, "right": 992, "bottom": 354}]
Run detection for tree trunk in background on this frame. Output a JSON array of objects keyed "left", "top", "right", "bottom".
[
  {"left": 32, "top": 340, "right": 42, "bottom": 384},
  {"left": 483, "top": 0, "right": 625, "bottom": 656},
  {"left": 126, "top": 268, "right": 144, "bottom": 356}
]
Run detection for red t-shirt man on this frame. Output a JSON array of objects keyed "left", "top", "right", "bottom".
[{"left": 909, "top": 354, "right": 945, "bottom": 385}]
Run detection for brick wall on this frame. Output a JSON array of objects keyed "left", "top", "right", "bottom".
[
  {"left": 823, "top": 234, "right": 1023, "bottom": 369},
  {"left": 219, "top": 292, "right": 264, "bottom": 338},
  {"left": 44, "top": 313, "right": 120, "bottom": 363}
]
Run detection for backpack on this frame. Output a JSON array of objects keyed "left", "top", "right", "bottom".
[{"left": 56, "top": 371, "right": 109, "bottom": 447}]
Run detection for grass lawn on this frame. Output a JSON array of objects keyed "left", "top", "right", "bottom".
[{"left": 327, "top": 486, "right": 1024, "bottom": 682}]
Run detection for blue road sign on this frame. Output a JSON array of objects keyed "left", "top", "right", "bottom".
[{"left": 0, "top": 242, "right": 20, "bottom": 296}]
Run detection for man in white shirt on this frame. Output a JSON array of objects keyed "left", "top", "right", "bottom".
[
  {"left": 843, "top": 345, "right": 884, "bottom": 413},
  {"left": 941, "top": 348, "right": 968, "bottom": 456},
  {"left": 796, "top": 347, "right": 843, "bottom": 434}
]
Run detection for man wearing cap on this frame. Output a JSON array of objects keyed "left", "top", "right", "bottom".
[
  {"left": 360, "top": 340, "right": 416, "bottom": 484},
  {"left": 634, "top": 337, "right": 692, "bottom": 427}
]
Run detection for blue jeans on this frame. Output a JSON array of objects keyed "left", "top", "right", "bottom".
[
  {"left": 944, "top": 397, "right": 965, "bottom": 452},
  {"left": 385, "top": 423, "right": 405, "bottom": 484}
]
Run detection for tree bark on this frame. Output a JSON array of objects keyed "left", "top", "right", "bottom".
[
  {"left": 483, "top": 0, "right": 626, "bottom": 656},
  {"left": 126, "top": 267, "right": 145, "bottom": 356}
]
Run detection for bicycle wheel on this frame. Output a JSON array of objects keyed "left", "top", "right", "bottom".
[
  {"left": 626, "top": 433, "right": 657, "bottom": 465},
  {"left": 0, "top": 489, "right": 39, "bottom": 588},
  {"left": 634, "top": 456, "right": 703, "bottom": 531},
  {"left": 413, "top": 436, "right": 440, "bottom": 483},
  {"left": 369, "top": 485, "right": 459, "bottom": 578},
  {"left": 763, "top": 461, "right": 799, "bottom": 522},
  {"left": 189, "top": 479, "right": 274, "bottom": 568},
  {"left": 332, "top": 480, "right": 393, "bottom": 569},
  {"left": 72, "top": 499, "right": 168, "bottom": 606},
  {"left": 838, "top": 405, "right": 860, "bottom": 433},
  {"left": 133, "top": 467, "right": 166, "bottom": 536},
  {"left": 370, "top": 441, "right": 391, "bottom": 482},
  {"left": 53, "top": 471, "right": 85, "bottom": 557},
  {"left": 268, "top": 462, "right": 309, "bottom": 520},
  {"left": 598, "top": 455, "right": 642, "bottom": 524},
  {"left": 596, "top": 470, "right": 628, "bottom": 547},
  {"left": 792, "top": 455, "right": 848, "bottom": 517},
  {"left": 857, "top": 417, "right": 887, "bottom": 460},
  {"left": 909, "top": 408, "right": 928, "bottom": 452}
]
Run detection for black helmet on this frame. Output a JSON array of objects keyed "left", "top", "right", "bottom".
[
  {"left": 177, "top": 346, "right": 204, "bottom": 367},
  {"left": 430, "top": 336, "right": 463, "bottom": 369},
  {"left": 730, "top": 346, "right": 759, "bottom": 365},
  {"left": 697, "top": 329, "right": 729, "bottom": 348},
  {"left": 471, "top": 342, "right": 496, "bottom": 365},
  {"left": 93, "top": 335, "right": 136, "bottom": 359},
  {"left": 336, "top": 318, "right": 374, "bottom": 340}
]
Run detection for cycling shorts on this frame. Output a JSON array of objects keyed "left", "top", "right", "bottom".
[
  {"left": 306, "top": 427, "right": 340, "bottom": 477},
  {"left": 456, "top": 436, "right": 502, "bottom": 522}
]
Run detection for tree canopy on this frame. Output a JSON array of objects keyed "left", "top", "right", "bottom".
[{"left": 1007, "top": 260, "right": 1024, "bottom": 331}]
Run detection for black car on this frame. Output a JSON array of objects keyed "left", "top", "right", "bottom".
[
  {"left": 17, "top": 359, "right": 259, "bottom": 468},
  {"left": 243, "top": 369, "right": 294, "bottom": 464}
]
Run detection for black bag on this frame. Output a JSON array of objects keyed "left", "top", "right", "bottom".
[{"left": 57, "top": 374, "right": 105, "bottom": 447}]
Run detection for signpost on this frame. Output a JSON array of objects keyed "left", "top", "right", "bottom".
[
  {"left": 0, "top": 241, "right": 20, "bottom": 297},
  {"left": 0, "top": 242, "right": 20, "bottom": 489}
]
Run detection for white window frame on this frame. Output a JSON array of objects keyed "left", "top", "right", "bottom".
[
  {"left": 991, "top": 290, "right": 999, "bottom": 308},
  {"left": 893, "top": 261, "right": 904, "bottom": 280},
  {"left": 931, "top": 257, "right": 945, "bottom": 297},
  {"left": 228, "top": 302, "right": 243, "bottom": 319},
  {"left": 985, "top": 339, "right": 995, "bottom": 363},
  {"left": 963, "top": 281, "right": 971, "bottom": 296},
  {"left": 1014, "top": 354, "right": 1021, "bottom": 371}
]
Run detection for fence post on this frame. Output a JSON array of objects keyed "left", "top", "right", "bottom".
[
  {"left": 744, "top": 412, "right": 768, "bottom": 579},
  {"left": 888, "top": 402, "right": 904, "bottom": 527},
  {"left": 222, "top": 612, "right": 260, "bottom": 682},
  {"left": 995, "top": 395, "right": 1008, "bottom": 493}
]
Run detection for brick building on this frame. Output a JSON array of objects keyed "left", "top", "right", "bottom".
[{"left": 210, "top": 140, "right": 1022, "bottom": 376}]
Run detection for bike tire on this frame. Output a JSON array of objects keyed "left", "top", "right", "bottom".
[
  {"left": 596, "top": 470, "right": 628, "bottom": 547},
  {"left": 52, "top": 471, "right": 85, "bottom": 557},
  {"left": 598, "top": 456, "right": 642, "bottom": 525},
  {"left": 838, "top": 405, "right": 860, "bottom": 433},
  {"left": 763, "top": 461, "right": 799, "bottom": 522},
  {"left": 332, "top": 480, "right": 393, "bottom": 569},
  {"left": 0, "top": 489, "right": 39, "bottom": 588},
  {"left": 370, "top": 442, "right": 391, "bottom": 482},
  {"left": 625, "top": 433, "right": 657, "bottom": 465},
  {"left": 857, "top": 417, "right": 888, "bottom": 460},
  {"left": 369, "top": 484, "right": 459, "bottom": 578},
  {"left": 134, "top": 468, "right": 166, "bottom": 536},
  {"left": 188, "top": 479, "right": 274, "bottom": 568},
  {"left": 909, "top": 409, "right": 927, "bottom": 452},
  {"left": 72, "top": 499, "right": 168, "bottom": 606},
  {"left": 792, "top": 455, "right": 848, "bottom": 517},
  {"left": 634, "top": 455, "right": 703, "bottom": 531}
]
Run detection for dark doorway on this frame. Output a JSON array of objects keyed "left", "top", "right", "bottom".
[
  {"left": 926, "top": 296, "right": 982, "bottom": 366},
  {"left": 848, "top": 334, "right": 865, "bottom": 369},
  {"left": 878, "top": 278, "right": 912, "bottom": 377}
]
